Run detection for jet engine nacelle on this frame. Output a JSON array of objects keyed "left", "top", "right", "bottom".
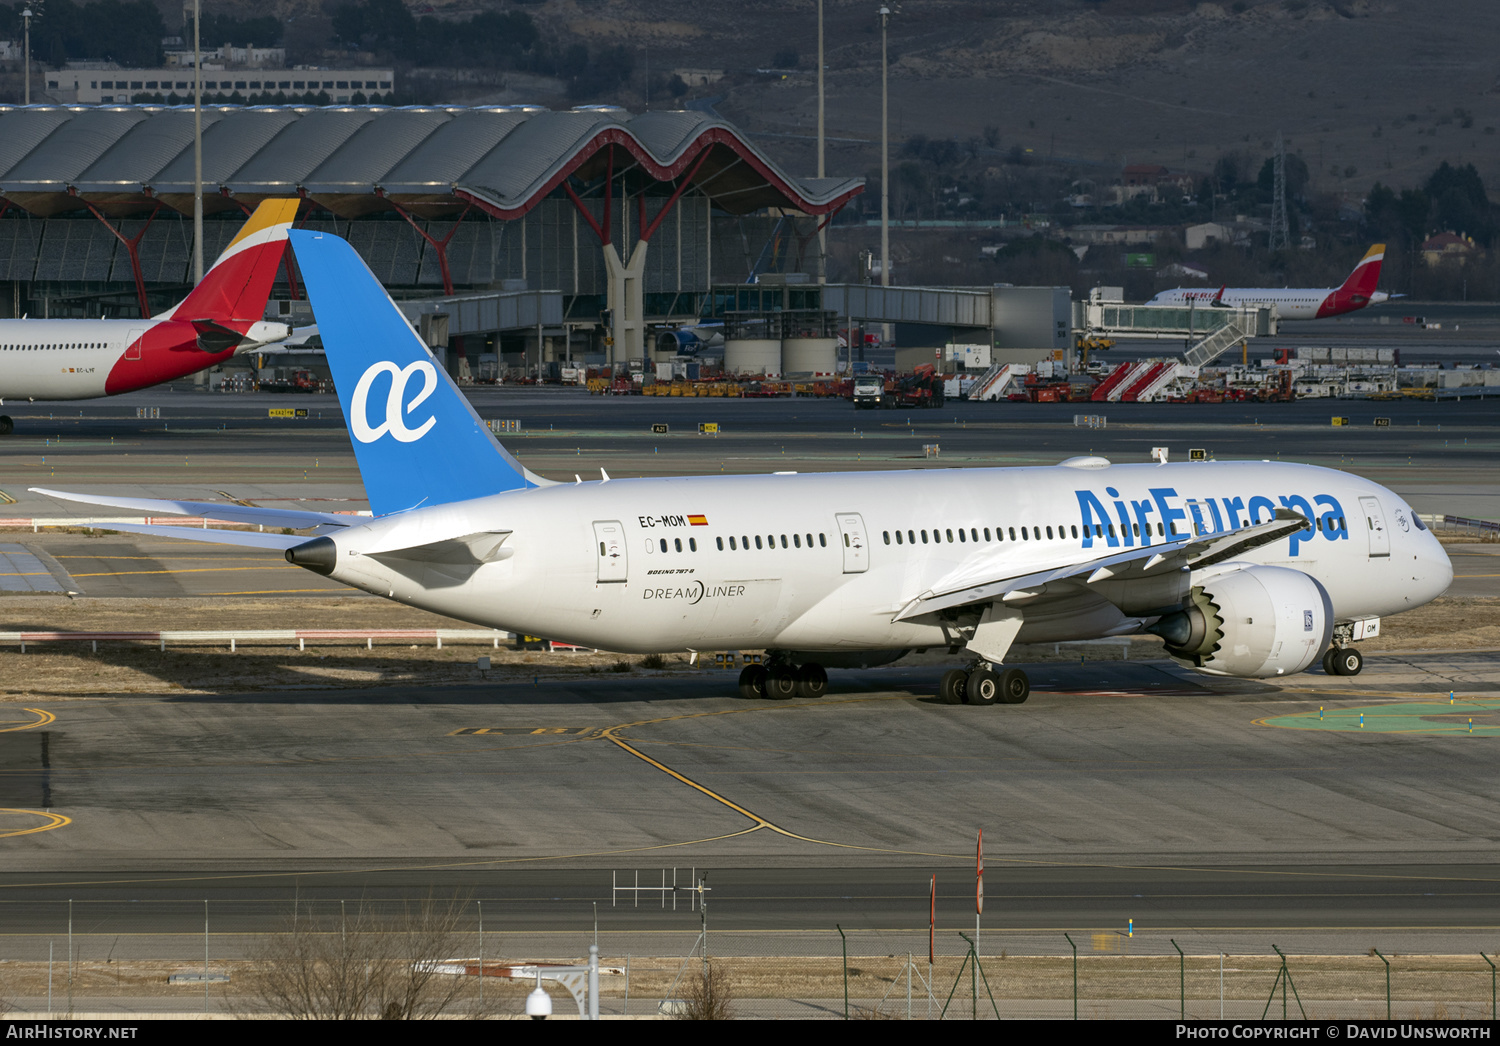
[
  {"left": 657, "top": 329, "right": 702, "bottom": 355},
  {"left": 1149, "top": 564, "right": 1333, "bottom": 678}
]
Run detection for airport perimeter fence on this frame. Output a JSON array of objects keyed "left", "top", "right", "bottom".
[
  {"left": 1433, "top": 514, "right": 1500, "bottom": 540},
  {"left": 2, "top": 909, "right": 1498, "bottom": 1020}
]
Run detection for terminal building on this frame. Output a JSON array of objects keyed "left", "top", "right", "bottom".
[
  {"left": 43, "top": 69, "right": 396, "bottom": 105},
  {"left": 0, "top": 102, "right": 862, "bottom": 373}
]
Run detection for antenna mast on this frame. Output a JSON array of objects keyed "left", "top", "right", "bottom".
[{"left": 1269, "top": 132, "right": 1290, "bottom": 252}]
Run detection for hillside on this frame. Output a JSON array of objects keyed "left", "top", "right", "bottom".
[{"left": 522, "top": 0, "right": 1500, "bottom": 202}]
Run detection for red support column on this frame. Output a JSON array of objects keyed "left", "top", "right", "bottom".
[
  {"left": 385, "top": 198, "right": 471, "bottom": 297},
  {"left": 565, "top": 145, "right": 712, "bottom": 248},
  {"left": 78, "top": 198, "right": 162, "bottom": 318},
  {"left": 640, "top": 149, "right": 712, "bottom": 243},
  {"left": 383, "top": 196, "right": 475, "bottom": 373}
]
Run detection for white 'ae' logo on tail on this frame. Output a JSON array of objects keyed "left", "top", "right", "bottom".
[{"left": 351, "top": 360, "right": 438, "bottom": 443}]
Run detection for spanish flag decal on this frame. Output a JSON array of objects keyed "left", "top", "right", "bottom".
[{"left": 688, "top": 514, "right": 708, "bottom": 526}]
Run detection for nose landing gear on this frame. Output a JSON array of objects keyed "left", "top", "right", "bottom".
[{"left": 1322, "top": 646, "right": 1364, "bottom": 676}]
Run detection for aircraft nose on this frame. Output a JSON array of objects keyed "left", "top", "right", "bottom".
[{"left": 1420, "top": 532, "right": 1453, "bottom": 601}]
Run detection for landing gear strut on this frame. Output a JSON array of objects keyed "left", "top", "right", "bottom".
[
  {"left": 939, "top": 665, "right": 1030, "bottom": 705},
  {"left": 1322, "top": 646, "right": 1364, "bottom": 676}
]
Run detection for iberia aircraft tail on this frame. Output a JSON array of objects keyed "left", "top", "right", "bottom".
[
  {"left": 1338, "top": 243, "right": 1384, "bottom": 301},
  {"left": 155, "top": 199, "right": 300, "bottom": 324}
]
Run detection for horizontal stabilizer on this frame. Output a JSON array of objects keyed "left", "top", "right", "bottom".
[
  {"left": 367, "top": 531, "right": 513, "bottom": 565},
  {"left": 189, "top": 318, "right": 249, "bottom": 353},
  {"left": 74, "top": 522, "right": 310, "bottom": 550},
  {"left": 29, "top": 487, "right": 361, "bottom": 530}
]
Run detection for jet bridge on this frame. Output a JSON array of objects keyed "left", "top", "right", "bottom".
[{"left": 1074, "top": 295, "right": 1277, "bottom": 370}]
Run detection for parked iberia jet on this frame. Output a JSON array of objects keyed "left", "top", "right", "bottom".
[
  {"left": 33, "top": 231, "right": 1452, "bottom": 704},
  {"left": 1145, "top": 244, "right": 1393, "bottom": 320},
  {"left": 0, "top": 199, "right": 298, "bottom": 435}
]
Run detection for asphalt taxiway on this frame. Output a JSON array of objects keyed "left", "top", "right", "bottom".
[{"left": 2, "top": 650, "right": 1500, "bottom": 958}]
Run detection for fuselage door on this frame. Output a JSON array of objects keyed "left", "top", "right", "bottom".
[
  {"left": 592, "top": 520, "right": 628, "bottom": 583},
  {"left": 1185, "top": 498, "right": 1220, "bottom": 537},
  {"left": 125, "top": 328, "right": 145, "bottom": 361},
  {"left": 1359, "top": 496, "right": 1390, "bottom": 558},
  {"left": 835, "top": 512, "right": 869, "bottom": 574}
]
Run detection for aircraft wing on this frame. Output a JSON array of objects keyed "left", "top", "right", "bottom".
[
  {"left": 32, "top": 486, "right": 513, "bottom": 564},
  {"left": 29, "top": 487, "right": 361, "bottom": 531},
  {"left": 894, "top": 509, "right": 1310, "bottom": 621}
]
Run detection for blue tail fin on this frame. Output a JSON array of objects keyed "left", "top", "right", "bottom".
[{"left": 288, "top": 229, "right": 544, "bottom": 516}]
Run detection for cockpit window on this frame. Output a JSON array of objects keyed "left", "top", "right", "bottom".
[{"left": 1412, "top": 513, "right": 1427, "bottom": 531}]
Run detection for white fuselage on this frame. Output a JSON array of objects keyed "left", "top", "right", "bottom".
[
  {"left": 1144, "top": 287, "right": 1391, "bottom": 320},
  {"left": 0, "top": 318, "right": 289, "bottom": 402},
  {"left": 311, "top": 461, "right": 1451, "bottom": 655},
  {"left": 0, "top": 318, "right": 149, "bottom": 400}
]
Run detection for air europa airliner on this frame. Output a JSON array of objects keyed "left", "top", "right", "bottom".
[
  {"left": 33, "top": 231, "right": 1452, "bottom": 706},
  {"left": 0, "top": 199, "right": 299, "bottom": 435},
  {"left": 1145, "top": 244, "right": 1392, "bottom": 320}
]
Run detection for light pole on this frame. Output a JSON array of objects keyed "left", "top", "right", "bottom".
[
  {"left": 878, "top": 3, "right": 891, "bottom": 348},
  {"left": 878, "top": 4, "right": 890, "bottom": 294},
  {"left": 21, "top": 7, "right": 31, "bottom": 106},
  {"left": 816, "top": 0, "right": 825, "bottom": 281},
  {"left": 192, "top": 0, "right": 203, "bottom": 282},
  {"left": 817, "top": 1, "right": 825, "bottom": 181}
]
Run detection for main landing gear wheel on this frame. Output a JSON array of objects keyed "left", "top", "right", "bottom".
[
  {"left": 738, "top": 664, "right": 768, "bottom": 700},
  {"left": 1328, "top": 647, "right": 1363, "bottom": 676},
  {"left": 1322, "top": 649, "right": 1338, "bottom": 675},
  {"left": 795, "top": 663, "right": 828, "bottom": 699},
  {"left": 0, "top": 415, "right": 12, "bottom": 436},
  {"left": 765, "top": 665, "right": 799, "bottom": 699},
  {"left": 998, "top": 667, "right": 1030, "bottom": 704},
  {"left": 966, "top": 668, "right": 998, "bottom": 706},
  {"left": 939, "top": 669, "right": 969, "bottom": 705}
]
